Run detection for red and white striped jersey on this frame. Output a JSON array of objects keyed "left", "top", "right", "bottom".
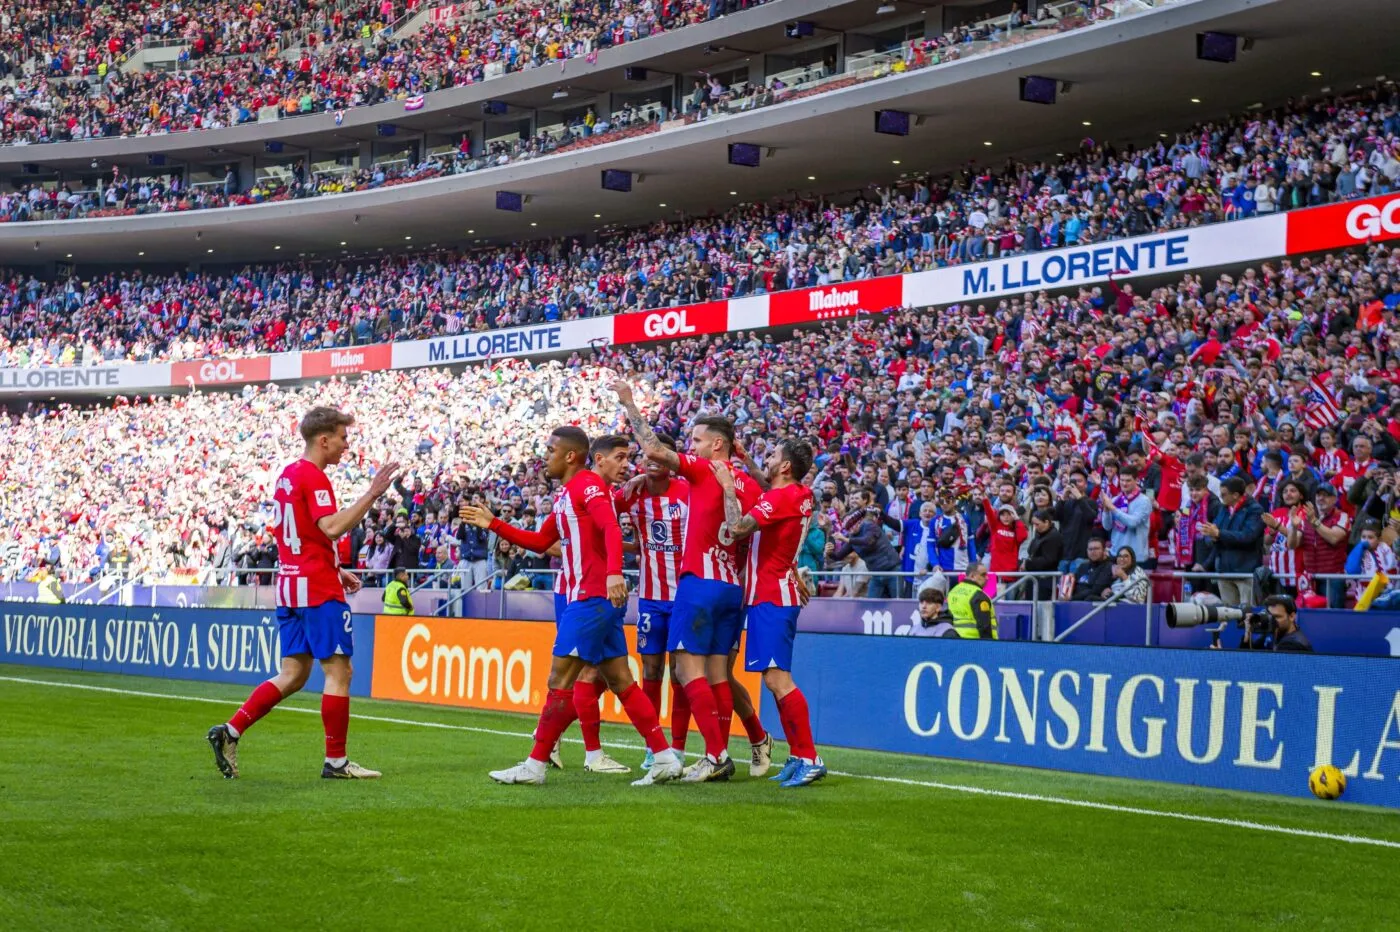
[
  {"left": 744, "top": 484, "right": 815, "bottom": 608},
  {"left": 491, "top": 469, "right": 623, "bottom": 602},
  {"left": 677, "top": 454, "right": 760, "bottom": 586},
  {"left": 1266, "top": 506, "right": 1305, "bottom": 584},
  {"left": 271, "top": 458, "right": 344, "bottom": 608},
  {"left": 620, "top": 478, "right": 689, "bottom": 602},
  {"left": 1313, "top": 447, "right": 1351, "bottom": 479}
]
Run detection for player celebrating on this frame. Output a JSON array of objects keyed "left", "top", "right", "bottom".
[
  {"left": 613, "top": 381, "right": 770, "bottom": 783},
  {"left": 207, "top": 407, "right": 401, "bottom": 780},
  {"left": 567, "top": 435, "right": 638, "bottom": 775},
  {"left": 614, "top": 433, "right": 691, "bottom": 771},
  {"left": 713, "top": 441, "right": 826, "bottom": 788},
  {"left": 460, "top": 427, "right": 681, "bottom": 786}
]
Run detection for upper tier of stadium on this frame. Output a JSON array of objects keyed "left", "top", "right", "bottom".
[
  {"left": 1, "top": 0, "right": 1393, "bottom": 266},
  {"left": 2, "top": 76, "right": 1398, "bottom": 371},
  {"left": 0, "top": 0, "right": 763, "bottom": 146}
]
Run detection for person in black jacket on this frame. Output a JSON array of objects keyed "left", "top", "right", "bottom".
[
  {"left": 1070, "top": 537, "right": 1116, "bottom": 601},
  {"left": 1053, "top": 471, "right": 1098, "bottom": 564},
  {"left": 1201, "top": 476, "right": 1264, "bottom": 606},
  {"left": 831, "top": 489, "right": 902, "bottom": 598},
  {"left": 390, "top": 518, "right": 422, "bottom": 572},
  {"left": 1022, "top": 509, "right": 1063, "bottom": 599}
]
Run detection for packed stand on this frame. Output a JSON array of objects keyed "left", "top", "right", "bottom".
[
  {"left": 4, "top": 83, "right": 1400, "bottom": 366},
  {"left": 0, "top": 0, "right": 754, "bottom": 145},
  {"left": 5, "top": 239, "right": 1400, "bottom": 613},
  {"left": 0, "top": 97, "right": 663, "bottom": 223}
]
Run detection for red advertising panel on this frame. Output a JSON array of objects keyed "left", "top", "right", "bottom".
[
  {"left": 301, "top": 344, "right": 393, "bottom": 378},
  {"left": 612, "top": 301, "right": 729, "bottom": 346},
  {"left": 170, "top": 356, "right": 272, "bottom": 387},
  {"left": 767, "top": 276, "right": 904, "bottom": 326},
  {"left": 1285, "top": 192, "right": 1400, "bottom": 255}
]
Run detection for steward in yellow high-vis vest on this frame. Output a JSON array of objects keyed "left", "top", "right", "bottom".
[
  {"left": 947, "top": 564, "right": 998, "bottom": 639},
  {"left": 383, "top": 569, "right": 413, "bottom": 615}
]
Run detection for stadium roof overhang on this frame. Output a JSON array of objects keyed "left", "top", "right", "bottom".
[{"left": 3, "top": 0, "right": 1395, "bottom": 267}]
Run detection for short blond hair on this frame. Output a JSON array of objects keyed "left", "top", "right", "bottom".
[{"left": 299, "top": 406, "right": 354, "bottom": 443}]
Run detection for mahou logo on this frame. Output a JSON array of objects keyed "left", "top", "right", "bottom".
[
  {"left": 302, "top": 343, "right": 391, "bottom": 378},
  {"left": 809, "top": 288, "right": 860, "bottom": 313},
  {"left": 768, "top": 276, "right": 904, "bottom": 326}
]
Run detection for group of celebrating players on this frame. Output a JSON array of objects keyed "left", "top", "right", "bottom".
[{"left": 207, "top": 380, "right": 826, "bottom": 789}]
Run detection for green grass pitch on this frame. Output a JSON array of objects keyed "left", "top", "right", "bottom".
[{"left": 2, "top": 663, "right": 1398, "bottom": 931}]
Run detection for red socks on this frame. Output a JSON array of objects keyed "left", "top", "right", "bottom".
[
  {"left": 712, "top": 680, "right": 734, "bottom": 740},
  {"left": 683, "top": 678, "right": 726, "bottom": 760},
  {"left": 617, "top": 683, "right": 669, "bottom": 754},
  {"left": 641, "top": 677, "right": 664, "bottom": 721},
  {"left": 322, "top": 693, "right": 350, "bottom": 759},
  {"left": 777, "top": 688, "right": 817, "bottom": 762},
  {"left": 670, "top": 678, "right": 690, "bottom": 751},
  {"left": 573, "top": 679, "right": 607, "bottom": 752},
  {"left": 530, "top": 687, "right": 579, "bottom": 764},
  {"left": 227, "top": 679, "right": 284, "bottom": 737},
  {"left": 741, "top": 711, "right": 767, "bottom": 745}
]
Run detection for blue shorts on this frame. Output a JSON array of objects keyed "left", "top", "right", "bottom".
[
  {"left": 743, "top": 602, "right": 801, "bottom": 673},
  {"left": 554, "top": 593, "right": 567, "bottom": 622},
  {"left": 636, "top": 598, "right": 673, "bottom": 656},
  {"left": 555, "top": 597, "right": 628, "bottom": 665},
  {"left": 278, "top": 600, "right": 353, "bottom": 661},
  {"left": 668, "top": 575, "right": 744, "bottom": 656}
]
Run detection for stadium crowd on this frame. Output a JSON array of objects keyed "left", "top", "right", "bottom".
[
  {"left": 0, "top": 0, "right": 758, "bottom": 146},
  {"left": 4, "top": 236, "right": 1399, "bottom": 609},
  {"left": 3, "top": 82, "right": 1399, "bottom": 368},
  {"left": 0, "top": 96, "right": 665, "bottom": 223}
]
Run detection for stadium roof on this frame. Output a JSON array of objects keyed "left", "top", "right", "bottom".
[{"left": 3, "top": 0, "right": 1395, "bottom": 267}]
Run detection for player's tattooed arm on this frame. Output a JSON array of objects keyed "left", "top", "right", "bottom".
[
  {"left": 734, "top": 437, "right": 770, "bottom": 492},
  {"left": 611, "top": 380, "right": 680, "bottom": 471},
  {"left": 712, "top": 461, "right": 758, "bottom": 540}
]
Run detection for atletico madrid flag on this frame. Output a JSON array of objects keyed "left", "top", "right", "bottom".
[{"left": 1303, "top": 373, "right": 1343, "bottom": 430}]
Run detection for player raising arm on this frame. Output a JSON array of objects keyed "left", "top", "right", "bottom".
[
  {"left": 613, "top": 380, "right": 772, "bottom": 782},
  {"left": 207, "top": 406, "right": 401, "bottom": 780},
  {"left": 613, "top": 433, "right": 692, "bottom": 771},
  {"left": 460, "top": 427, "right": 681, "bottom": 787},
  {"left": 713, "top": 441, "right": 827, "bottom": 788}
]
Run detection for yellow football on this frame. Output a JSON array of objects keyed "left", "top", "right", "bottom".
[{"left": 1308, "top": 764, "right": 1346, "bottom": 800}]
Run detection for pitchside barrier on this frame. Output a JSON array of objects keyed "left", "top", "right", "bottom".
[
  {"left": 7, "top": 600, "right": 1400, "bottom": 806},
  {"left": 762, "top": 633, "right": 1400, "bottom": 808},
  {"left": 0, "top": 603, "right": 376, "bottom": 696}
]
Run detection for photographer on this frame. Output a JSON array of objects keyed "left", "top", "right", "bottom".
[{"left": 1262, "top": 595, "right": 1313, "bottom": 652}]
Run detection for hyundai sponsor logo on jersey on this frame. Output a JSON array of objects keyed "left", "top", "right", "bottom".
[
  {"left": 0, "top": 603, "right": 375, "bottom": 695},
  {"left": 776, "top": 633, "right": 1400, "bottom": 808}
]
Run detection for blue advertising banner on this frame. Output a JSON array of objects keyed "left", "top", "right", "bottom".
[
  {"left": 770, "top": 633, "right": 1400, "bottom": 808},
  {"left": 0, "top": 602, "right": 375, "bottom": 696}
]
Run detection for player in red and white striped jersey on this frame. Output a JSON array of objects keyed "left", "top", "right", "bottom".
[
  {"left": 460, "top": 428, "right": 680, "bottom": 787},
  {"left": 208, "top": 406, "right": 402, "bottom": 781},
  {"left": 713, "top": 439, "right": 826, "bottom": 788},
  {"left": 614, "top": 434, "right": 691, "bottom": 767},
  {"left": 614, "top": 381, "right": 772, "bottom": 783}
]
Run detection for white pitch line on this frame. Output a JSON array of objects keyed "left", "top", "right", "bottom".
[{"left": 4, "top": 673, "right": 1399, "bottom": 850}]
